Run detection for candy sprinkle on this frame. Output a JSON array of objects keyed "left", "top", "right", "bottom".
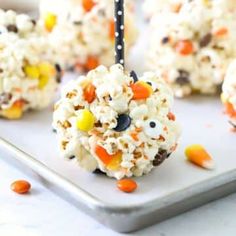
[
  {"left": 185, "top": 144, "right": 215, "bottom": 170},
  {"left": 11, "top": 180, "right": 31, "bottom": 194},
  {"left": 117, "top": 179, "right": 137, "bottom": 193}
]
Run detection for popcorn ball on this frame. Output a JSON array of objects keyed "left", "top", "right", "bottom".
[
  {"left": 146, "top": 0, "right": 236, "bottom": 97},
  {"left": 221, "top": 60, "right": 236, "bottom": 128},
  {"left": 143, "top": 0, "right": 186, "bottom": 18},
  {"left": 39, "top": 0, "right": 137, "bottom": 71},
  {"left": 53, "top": 64, "right": 180, "bottom": 179},
  {"left": 0, "top": 10, "right": 61, "bottom": 119}
]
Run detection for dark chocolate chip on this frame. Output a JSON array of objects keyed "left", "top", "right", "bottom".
[
  {"left": 31, "top": 19, "right": 36, "bottom": 25},
  {"left": 55, "top": 64, "right": 62, "bottom": 83},
  {"left": 55, "top": 63, "right": 62, "bottom": 73},
  {"left": 161, "top": 37, "right": 169, "bottom": 44},
  {"left": 130, "top": 71, "right": 138, "bottom": 83},
  {"left": 93, "top": 169, "right": 105, "bottom": 175},
  {"left": 7, "top": 24, "right": 18, "bottom": 33},
  {"left": 69, "top": 156, "right": 75, "bottom": 160},
  {"left": 0, "top": 92, "right": 12, "bottom": 105},
  {"left": 114, "top": 114, "right": 132, "bottom": 132},
  {"left": 73, "top": 21, "right": 82, "bottom": 25},
  {"left": 149, "top": 121, "right": 156, "bottom": 128},
  {"left": 176, "top": 69, "right": 190, "bottom": 85},
  {"left": 153, "top": 150, "right": 168, "bottom": 166},
  {"left": 199, "top": 33, "right": 212, "bottom": 48}
]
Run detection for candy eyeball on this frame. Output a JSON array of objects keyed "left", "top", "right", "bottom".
[{"left": 143, "top": 119, "right": 163, "bottom": 139}]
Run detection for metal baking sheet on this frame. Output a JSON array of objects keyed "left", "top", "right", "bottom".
[
  {"left": 1, "top": 0, "right": 236, "bottom": 232},
  {"left": 1, "top": 95, "right": 236, "bottom": 233}
]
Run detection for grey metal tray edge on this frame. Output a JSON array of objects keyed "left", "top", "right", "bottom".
[{"left": 1, "top": 137, "right": 236, "bottom": 233}]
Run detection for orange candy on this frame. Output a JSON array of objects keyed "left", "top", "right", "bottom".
[
  {"left": 84, "top": 56, "right": 99, "bottom": 71},
  {"left": 95, "top": 145, "right": 122, "bottom": 166},
  {"left": 83, "top": 83, "right": 96, "bottom": 103},
  {"left": 130, "top": 81, "right": 153, "bottom": 100},
  {"left": 167, "top": 112, "right": 176, "bottom": 121},
  {"left": 117, "top": 179, "right": 137, "bottom": 193},
  {"left": 109, "top": 21, "right": 115, "bottom": 40},
  {"left": 185, "top": 144, "right": 215, "bottom": 170},
  {"left": 214, "top": 27, "right": 228, "bottom": 37},
  {"left": 82, "top": 0, "right": 96, "bottom": 12},
  {"left": 175, "top": 40, "right": 194, "bottom": 56},
  {"left": 225, "top": 101, "right": 236, "bottom": 118},
  {"left": 11, "top": 180, "right": 31, "bottom": 194}
]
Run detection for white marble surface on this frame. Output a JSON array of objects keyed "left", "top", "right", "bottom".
[{"left": 0, "top": 152, "right": 236, "bottom": 236}]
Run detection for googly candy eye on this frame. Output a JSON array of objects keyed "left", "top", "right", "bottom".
[{"left": 143, "top": 119, "right": 163, "bottom": 139}]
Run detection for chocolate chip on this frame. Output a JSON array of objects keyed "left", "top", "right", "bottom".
[
  {"left": 161, "top": 37, "right": 169, "bottom": 44},
  {"left": 31, "top": 19, "right": 36, "bottom": 25},
  {"left": 114, "top": 114, "right": 132, "bottom": 132},
  {"left": 199, "top": 33, "right": 212, "bottom": 48},
  {"left": 176, "top": 69, "right": 190, "bottom": 85},
  {"left": 0, "top": 92, "right": 12, "bottom": 105},
  {"left": 130, "top": 71, "right": 138, "bottom": 83},
  {"left": 93, "top": 169, "right": 105, "bottom": 175},
  {"left": 7, "top": 24, "right": 18, "bottom": 33},
  {"left": 69, "top": 156, "right": 75, "bottom": 160},
  {"left": 55, "top": 63, "right": 62, "bottom": 83},
  {"left": 153, "top": 150, "right": 168, "bottom": 166}
]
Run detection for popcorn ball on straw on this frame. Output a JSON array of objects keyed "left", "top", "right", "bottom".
[
  {"left": 146, "top": 0, "right": 236, "bottom": 97},
  {"left": 39, "top": 0, "right": 137, "bottom": 71},
  {"left": 221, "top": 60, "right": 236, "bottom": 128},
  {"left": 0, "top": 10, "right": 61, "bottom": 119},
  {"left": 53, "top": 65, "right": 180, "bottom": 179}
]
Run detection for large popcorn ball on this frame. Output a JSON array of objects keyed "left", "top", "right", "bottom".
[
  {"left": 0, "top": 10, "right": 62, "bottom": 119},
  {"left": 39, "top": 0, "right": 137, "bottom": 71},
  {"left": 53, "top": 64, "right": 180, "bottom": 179},
  {"left": 146, "top": 0, "right": 236, "bottom": 97},
  {"left": 221, "top": 60, "right": 236, "bottom": 128},
  {"left": 143, "top": 0, "right": 186, "bottom": 19}
]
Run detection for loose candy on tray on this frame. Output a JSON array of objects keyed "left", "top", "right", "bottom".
[
  {"left": 146, "top": 0, "right": 236, "bottom": 97},
  {"left": 221, "top": 60, "right": 236, "bottom": 128},
  {"left": 53, "top": 64, "right": 181, "bottom": 179},
  {"left": 0, "top": 10, "right": 61, "bottom": 119},
  {"left": 39, "top": 0, "right": 138, "bottom": 71},
  {"left": 185, "top": 144, "right": 215, "bottom": 170}
]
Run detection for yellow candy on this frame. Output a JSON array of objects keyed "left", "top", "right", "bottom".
[
  {"left": 76, "top": 109, "right": 95, "bottom": 132},
  {"left": 38, "top": 62, "right": 56, "bottom": 77},
  {"left": 44, "top": 13, "right": 57, "bottom": 32},
  {"left": 24, "top": 65, "right": 40, "bottom": 79},
  {"left": 2, "top": 104, "right": 23, "bottom": 119},
  {"left": 38, "top": 75, "right": 49, "bottom": 89}
]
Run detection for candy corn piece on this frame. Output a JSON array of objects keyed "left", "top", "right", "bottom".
[{"left": 185, "top": 144, "right": 215, "bottom": 170}]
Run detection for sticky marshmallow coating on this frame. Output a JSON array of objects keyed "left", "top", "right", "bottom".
[
  {"left": 146, "top": 0, "right": 236, "bottom": 97},
  {"left": 39, "top": 0, "right": 138, "bottom": 71},
  {"left": 0, "top": 10, "right": 61, "bottom": 119},
  {"left": 222, "top": 60, "right": 236, "bottom": 127},
  {"left": 53, "top": 64, "right": 180, "bottom": 179},
  {"left": 143, "top": 0, "right": 186, "bottom": 18}
]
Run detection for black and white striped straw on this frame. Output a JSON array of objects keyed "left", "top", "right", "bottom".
[{"left": 114, "top": 0, "right": 125, "bottom": 67}]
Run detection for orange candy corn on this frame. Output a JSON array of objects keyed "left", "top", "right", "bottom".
[
  {"left": 225, "top": 101, "right": 236, "bottom": 118},
  {"left": 130, "top": 81, "right": 153, "bottom": 100},
  {"left": 185, "top": 144, "right": 215, "bottom": 170},
  {"left": 95, "top": 145, "right": 122, "bottom": 167}
]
